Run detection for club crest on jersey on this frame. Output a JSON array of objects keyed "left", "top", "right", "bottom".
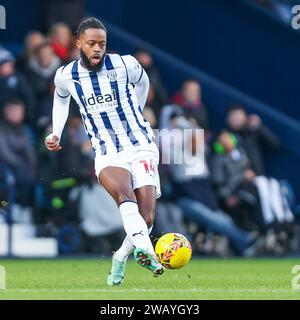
[{"left": 107, "top": 70, "right": 118, "bottom": 81}]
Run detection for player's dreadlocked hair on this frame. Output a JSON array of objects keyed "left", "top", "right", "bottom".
[{"left": 76, "top": 17, "right": 107, "bottom": 37}]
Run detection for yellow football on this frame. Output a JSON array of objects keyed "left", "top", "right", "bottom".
[{"left": 155, "top": 233, "right": 192, "bottom": 269}]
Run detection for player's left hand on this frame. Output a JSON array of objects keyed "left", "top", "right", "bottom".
[{"left": 45, "top": 133, "right": 62, "bottom": 151}]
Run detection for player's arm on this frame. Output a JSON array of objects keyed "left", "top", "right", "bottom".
[
  {"left": 45, "top": 67, "right": 71, "bottom": 151},
  {"left": 134, "top": 69, "right": 149, "bottom": 111},
  {"left": 122, "top": 55, "right": 150, "bottom": 110}
]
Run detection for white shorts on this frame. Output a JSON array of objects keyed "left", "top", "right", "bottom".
[{"left": 94, "top": 142, "right": 161, "bottom": 199}]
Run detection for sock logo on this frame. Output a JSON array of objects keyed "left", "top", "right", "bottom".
[{"left": 132, "top": 230, "right": 144, "bottom": 238}]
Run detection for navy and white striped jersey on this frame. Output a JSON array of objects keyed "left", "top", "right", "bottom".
[{"left": 54, "top": 53, "right": 154, "bottom": 155}]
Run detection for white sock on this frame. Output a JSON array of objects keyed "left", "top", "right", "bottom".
[
  {"left": 114, "top": 236, "right": 134, "bottom": 262},
  {"left": 114, "top": 221, "right": 154, "bottom": 261},
  {"left": 119, "top": 201, "right": 155, "bottom": 255}
]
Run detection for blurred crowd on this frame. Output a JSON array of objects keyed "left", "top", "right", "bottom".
[{"left": 0, "top": 21, "right": 299, "bottom": 257}]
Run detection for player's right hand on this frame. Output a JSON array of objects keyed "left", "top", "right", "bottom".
[{"left": 45, "top": 133, "right": 62, "bottom": 151}]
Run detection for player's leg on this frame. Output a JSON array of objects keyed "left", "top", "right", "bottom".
[
  {"left": 133, "top": 185, "right": 164, "bottom": 275},
  {"left": 109, "top": 225, "right": 154, "bottom": 285},
  {"left": 112, "top": 188, "right": 156, "bottom": 279},
  {"left": 113, "top": 186, "right": 156, "bottom": 262},
  {"left": 114, "top": 185, "right": 156, "bottom": 262},
  {"left": 124, "top": 152, "right": 164, "bottom": 274},
  {"left": 99, "top": 166, "right": 163, "bottom": 284},
  {"left": 99, "top": 166, "right": 154, "bottom": 252},
  {"left": 100, "top": 167, "right": 134, "bottom": 285},
  {"left": 135, "top": 185, "right": 157, "bottom": 230}
]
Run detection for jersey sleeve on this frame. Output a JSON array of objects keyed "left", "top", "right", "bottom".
[
  {"left": 122, "top": 55, "right": 144, "bottom": 85},
  {"left": 52, "top": 66, "right": 71, "bottom": 141},
  {"left": 54, "top": 66, "right": 70, "bottom": 98}
]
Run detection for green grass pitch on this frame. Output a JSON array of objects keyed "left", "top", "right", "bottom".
[{"left": 0, "top": 258, "right": 299, "bottom": 300}]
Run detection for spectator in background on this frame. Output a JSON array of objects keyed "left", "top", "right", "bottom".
[
  {"left": 171, "top": 79, "right": 208, "bottom": 129},
  {"left": 159, "top": 103, "right": 186, "bottom": 131},
  {"left": 226, "top": 105, "right": 279, "bottom": 175},
  {"left": 0, "top": 98, "right": 37, "bottom": 213},
  {"left": 163, "top": 117, "right": 260, "bottom": 256},
  {"left": 41, "top": 115, "right": 94, "bottom": 182},
  {"left": 16, "top": 31, "right": 46, "bottom": 72},
  {"left": 36, "top": 116, "right": 95, "bottom": 224},
  {"left": 25, "top": 42, "right": 61, "bottom": 110},
  {"left": 211, "top": 130, "right": 263, "bottom": 231},
  {"left": 211, "top": 130, "right": 294, "bottom": 236},
  {"left": 0, "top": 48, "right": 36, "bottom": 123},
  {"left": 37, "top": 82, "right": 56, "bottom": 134},
  {"left": 76, "top": 182, "right": 125, "bottom": 255},
  {"left": 64, "top": 116, "right": 95, "bottom": 180},
  {"left": 135, "top": 49, "right": 168, "bottom": 116},
  {"left": 49, "top": 22, "right": 73, "bottom": 63}
]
